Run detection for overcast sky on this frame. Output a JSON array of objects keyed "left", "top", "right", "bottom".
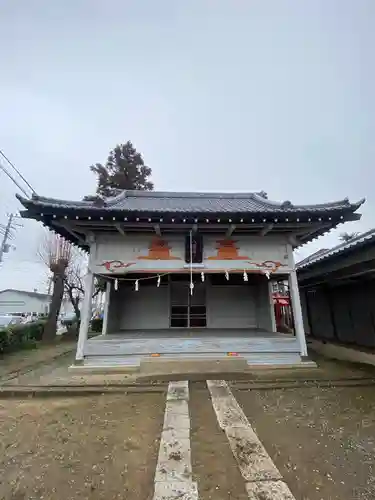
[{"left": 0, "top": 0, "right": 374, "bottom": 291}]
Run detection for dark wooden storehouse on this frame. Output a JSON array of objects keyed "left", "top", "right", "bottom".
[{"left": 298, "top": 229, "right": 375, "bottom": 348}]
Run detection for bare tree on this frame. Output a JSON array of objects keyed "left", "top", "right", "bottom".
[
  {"left": 39, "top": 232, "right": 72, "bottom": 341},
  {"left": 339, "top": 232, "right": 359, "bottom": 243},
  {"left": 64, "top": 249, "right": 87, "bottom": 322}
]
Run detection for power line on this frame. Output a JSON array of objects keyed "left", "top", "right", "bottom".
[
  {"left": 0, "top": 149, "right": 36, "bottom": 195},
  {"left": 0, "top": 158, "right": 30, "bottom": 198}
]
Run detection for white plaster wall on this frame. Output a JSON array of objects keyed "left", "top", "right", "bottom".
[
  {"left": 94, "top": 233, "right": 185, "bottom": 263},
  {"left": 203, "top": 234, "right": 289, "bottom": 264},
  {"left": 107, "top": 284, "right": 169, "bottom": 331},
  {"left": 206, "top": 283, "right": 257, "bottom": 328},
  {"left": 92, "top": 233, "right": 291, "bottom": 274},
  {"left": 106, "top": 279, "right": 274, "bottom": 332}
]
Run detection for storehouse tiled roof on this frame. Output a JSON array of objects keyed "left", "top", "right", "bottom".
[{"left": 297, "top": 228, "right": 375, "bottom": 270}]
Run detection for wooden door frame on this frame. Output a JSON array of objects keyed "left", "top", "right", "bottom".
[{"left": 169, "top": 278, "right": 207, "bottom": 328}]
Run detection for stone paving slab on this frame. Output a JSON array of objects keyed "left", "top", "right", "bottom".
[
  {"left": 153, "top": 381, "right": 196, "bottom": 500},
  {"left": 209, "top": 393, "right": 249, "bottom": 428},
  {"left": 153, "top": 481, "right": 198, "bottom": 500},
  {"left": 207, "top": 380, "right": 296, "bottom": 499},
  {"left": 226, "top": 425, "right": 282, "bottom": 482},
  {"left": 246, "top": 480, "right": 296, "bottom": 500},
  {"left": 154, "top": 434, "right": 192, "bottom": 482},
  {"left": 166, "top": 380, "right": 189, "bottom": 401}
]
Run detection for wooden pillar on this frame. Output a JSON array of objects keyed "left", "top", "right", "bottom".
[
  {"left": 304, "top": 289, "right": 314, "bottom": 338},
  {"left": 75, "top": 270, "right": 94, "bottom": 362},
  {"left": 268, "top": 280, "right": 277, "bottom": 332},
  {"left": 325, "top": 285, "right": 338, "bottom": 340},
  {"left": 288, "top": 270, "right": 308, "bottom": 356},
  {"left": 102, "top": 280, "right": 111, "bottom": 335}
]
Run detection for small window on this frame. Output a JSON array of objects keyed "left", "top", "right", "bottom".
[
  {"left": 185, "top": 233, "right": 203, "bottom": 263},
  {"left": 170, "top": 305, "right": 189, "bottom": 327}
]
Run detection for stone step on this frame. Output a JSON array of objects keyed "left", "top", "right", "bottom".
[{"left": 140, "top": 356, "right": 249, "bottom": 376}]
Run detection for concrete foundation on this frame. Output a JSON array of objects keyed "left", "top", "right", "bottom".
[{"left": 140, "top": 356, "right": 249, "bottom": 376}]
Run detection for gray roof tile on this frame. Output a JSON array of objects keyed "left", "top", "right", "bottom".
[
  {"left": 297, "top": 228, "right": 375, "bottom": 270},
  {"left": 17, "top": 190, "right": 365, "bottom": 215}
]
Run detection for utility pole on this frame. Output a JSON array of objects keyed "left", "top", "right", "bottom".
[{"left": 0, "top": 213, "right": 15, "bottom": 264}]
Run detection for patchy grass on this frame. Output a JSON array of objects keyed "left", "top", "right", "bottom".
[
  {"left": 0, "top": 341, "right": 76, "bottom": 382},
  {"left": 0, "top": 394, "right": 165, "bottom": 499},
  {"left": 235, "top": 386, "right": 375, "bottom": 500}
]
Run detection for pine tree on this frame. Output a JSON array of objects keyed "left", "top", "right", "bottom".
[{"left": 86, "top": 141, "right": 153, "bottom": 199}]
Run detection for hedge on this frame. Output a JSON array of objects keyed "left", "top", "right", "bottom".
[{"left": 0, "top": 320, "right": 46, "bottom": 355}]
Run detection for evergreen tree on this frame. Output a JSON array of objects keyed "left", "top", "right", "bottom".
[{"left": 86, "top": 141, "right": 153, "bottom": 199}]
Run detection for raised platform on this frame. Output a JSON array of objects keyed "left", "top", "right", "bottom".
[{"left": 81, "top": 329, "right": 303, "bottom": 369}]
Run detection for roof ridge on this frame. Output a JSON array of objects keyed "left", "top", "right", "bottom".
[
  {"left": 297, "top": 227, "right": 375, "bottom": 269},
  {"left": 0, "top": 288, "right": 51, "bottom": 297},
  {"left": 120, "top": 190, "right": 266, "bottom": 199}
]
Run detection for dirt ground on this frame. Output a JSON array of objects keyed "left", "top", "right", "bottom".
[
  {"left": 0, "top": 342, "right": 76, "bottom": 382},
  {"left": 234, "top": 385, "right": 375, "bottom": 500},
  {"left": 0, "top": 393, "right": 165, "bottom": 500},
  {"left": 189, "top": 383, "right": 249, "bottom": 500},
  {"left": 2, "top": 348, "right": 375, "bottom": 499},
  {"left": 0, "top": 349, "right": 138, "bottom": 387}
]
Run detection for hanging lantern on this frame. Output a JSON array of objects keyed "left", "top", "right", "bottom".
[
  {"left": 225, "top": 270, "right": 229, "bottom": 281},
  {"left": 157, "top": 275, "right": 161, "bottom": 287},
  {"left": 243, "top": 270, "right": 248, "bottom": 282},
  {"left": 201, "top": 272, "right": 205, "bottom": 282},
  {"left": 114, "top": 278, "right": 118, "bottom": 291},
  {"left": 135, "top": 279, "right": 139, "bottom": 291}
]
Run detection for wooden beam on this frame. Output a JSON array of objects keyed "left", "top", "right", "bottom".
[
  {"left": 54, "top": 222, "right": 86, "bottom": 245},
  {"left": 153, "top": 224, "right": 161, "bottom": 236},
  {"left": 225, "top": 224, "right": 236, "bottom": 238},
  {"left": 114, "top": 223, "right": 126, "bottom": 236},
  {"left": 260, "top": 223, "right": 274, "bottom": 236},
  {"left": 287, "top": 234, "right": 299, "bottom": 247}
]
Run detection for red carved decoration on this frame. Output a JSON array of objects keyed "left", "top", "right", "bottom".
[
  {"left": 99, "top": 260, "right": 135, "bottom": 273},
  {"left": 248, "top": 260, "right": 286, "bottom": 273},
  {"left": 137, "top": 237, "right": 181, "bottom": 260},
  {"left": 207, "top": 239, "right": 250, "bottom": 260}
]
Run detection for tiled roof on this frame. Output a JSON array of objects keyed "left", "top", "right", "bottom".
[
  {"left": 297, "top": 228, "right": 375, "bottom": 270},
  {"left": 295, "top": 248, "right": 329, "bottom": 268},
  {"left": 17, "top": 190, "right": 365, "bottom": 215}
]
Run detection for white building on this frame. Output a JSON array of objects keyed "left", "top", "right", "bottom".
[
  {"left": 0, "top": 289, "right": 51, "bottom": 316},
  {"left": 17, "top": 189, "right": 364, "bottom": 368}
]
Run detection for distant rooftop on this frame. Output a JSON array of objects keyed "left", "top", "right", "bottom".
[
  {"left": 296, "top": 248, "right": 329, "bottom": 268},
  {"left": 0, "top": 289, "right": 51, "bottom": 300},
  {"left": 297, "top": 228, "right": 375, "bottom": 270}
]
